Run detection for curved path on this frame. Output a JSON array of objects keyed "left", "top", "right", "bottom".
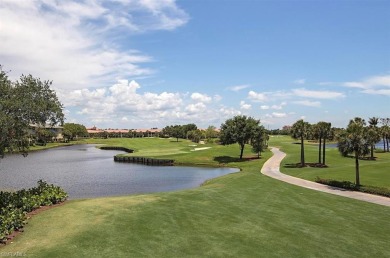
[{"left": 261, "top": 147, "right": 390, "bottom": 207}]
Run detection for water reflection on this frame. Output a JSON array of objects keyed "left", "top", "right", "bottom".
[{"left": 0, "top": 145, "right": 237, "bottom": 199}]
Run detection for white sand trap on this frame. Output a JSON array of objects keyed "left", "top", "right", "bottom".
[
  {"left": 188, "top": 144, "right": 197, "bottom": 147},
  {"left": 191, "top": 147, "right": 211, "bottom": 151}
]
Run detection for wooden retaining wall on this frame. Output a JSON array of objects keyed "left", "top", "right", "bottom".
[
  {"left": 100, "top": 146, "right": 134, "bottom": 153},
  {"left": 114, "top": 156, "right": 174, "bottom": 166}
]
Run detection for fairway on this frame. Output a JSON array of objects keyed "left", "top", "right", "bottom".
[{"left": 2, "top": 138, "right": 389, "bottom": 257}]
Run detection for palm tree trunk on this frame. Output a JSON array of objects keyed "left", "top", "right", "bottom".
[
  {"left": 318, "top": 137, "right": 322, "bottom": 164},
  {"left": 384, "top": 136, "right": 386, "bottom": 152},
  {"left": 301, "top": 136, "right": 305, "bottom": 167},
  {"left": 355, "top": 152, "right": 360, "bottom": 187},
  {"left": 322, "top": 137, "right": 326, "bottom": 165},
  {"left": 370, "top": 144, "right": 374, "bottom": 159}
]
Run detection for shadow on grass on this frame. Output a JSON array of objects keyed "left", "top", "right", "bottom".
[
  {"left": 284, "top": 163, "right": 328, "bottom": 168},
  {"left": 214, "top": 156, "right": 260, "bottom": 164}
]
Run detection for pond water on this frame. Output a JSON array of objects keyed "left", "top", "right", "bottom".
[
  {"left": 326, "top": 141, "right": 386, "bottom": 149},
  {"left": 0, "top": 145, "right": 238, "bottom": 199}
]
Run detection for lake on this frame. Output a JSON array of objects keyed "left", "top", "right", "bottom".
[{"left": 0, "top": 145, "right": 238, "bottom": 199}]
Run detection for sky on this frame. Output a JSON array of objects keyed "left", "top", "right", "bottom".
[{"left": 1, "top": 0, "right": 389, "bottom": 130}]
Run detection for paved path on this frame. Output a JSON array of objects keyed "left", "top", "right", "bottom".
[{"left": 261, "top": 147, "right": 390, "bottom": 207}]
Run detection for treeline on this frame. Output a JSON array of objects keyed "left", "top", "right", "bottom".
[
  {"left": 161, "top": 124, "right": 219, "bottom": 143},
  {"left": 291, "top": 116, "right": 390, "bottom": 186}
]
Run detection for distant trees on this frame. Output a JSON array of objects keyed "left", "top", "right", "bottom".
[
  {"left": 220, "top": 115, "right": 266, "bottom": 159},
  {"left": 0, "top": 66, "right": 64, "bottom": 157},
  {"left": 63, "top": 123, "right": 88, "bottom": 141}
]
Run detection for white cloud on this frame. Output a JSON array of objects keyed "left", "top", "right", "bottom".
[
  {"left": 260, "top": 105, "right": 269, "bottom": 110},
  {"left": 0, "top": 0, "right": 188, "bottom": 90},
  {"left": 293, "top": 100, "right": 321, "bottom": 107},
  {"left": 293, "top": 79, "right": 306, "bottom": 85},
  {"left": 342, "top": 74, "right": 390, "bottom": 95},
  {"left": 191, "top": 93, "right": 212, "bottom": 103},
  {"left": 248, "top": 90, "right": 267, "bottom": 102},
  {"left": 185, "top": 103, "right": 206, "bottom": 113},
  {"left": 265, "top": 112, "right": 287, "bottom": 118},
  {"left": 240, "top": 101, "right": 251, "bottom": 110},
  {"left": 228, "top": 84, "right": 250, "bottom": 92},
  {"left": 292, "top": 88, "right": 345, "bottom": 99},
  {"left": 272, "top": 112, "right": 287, "bottom": 118}
]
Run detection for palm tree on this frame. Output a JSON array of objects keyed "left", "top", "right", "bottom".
[
  {"left": 291, "top": 119, "right": 311, "bottom": 167},
  {"left": 321, "top": 122, "right": 332, "bottom": 165},
  {"left": 337, "top": 117, "right": 370, "bottom": 186},
  {"left": 381, "top": 118, "right": 390, "bottom": 152},
  {"left": 367, "top": 117, "right": 381, "bottom": 159}
]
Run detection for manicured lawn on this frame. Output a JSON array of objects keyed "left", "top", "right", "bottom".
[
  {"left": 2, "top": 138, "right": 389, "bottom": 257},
  {"left": 270, "top": 135, "right": 390, "bottom": 189}
]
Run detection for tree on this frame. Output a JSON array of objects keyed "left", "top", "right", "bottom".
[
  {"left": 367, "top": 117, "right": 381, "bottom": 159},
  {"left": 205, "top": 125, "right": 219, "bottom": 141},
  {"left": 337, "top": 117, "right": 370, "bottom": 186},
  {"left": 291, "top": 119, "right": 311, "bottom": 167},
  {"left": 63, "top": 123, "right": 88, "bottom": 141},
  {"left": 220, "top": 115, "right": 260, "bottom": 159},
  {"left": 0, "top": 66, "right": 64, "bottom": 157},
  {"left": 250, "top": 125, "right": 268, "bottom": 158},
  {"left": 380, "top": 118, "right": 390, "bottom": 152}
]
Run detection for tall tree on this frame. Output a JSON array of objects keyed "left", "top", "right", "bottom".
[
  {"left": 367, "top": 117, "right": 381, "bottom": 159},
  {"left": 313, "top": 122, "right": 331, "bottom": 164},
  {"left": 250, "top": 125, "right": 268, "bottom": 158},
  {"left": 220, "top": 115, "right": 260, "bottom": 159},
  {"left": 380, "top": 118, "right": 390, "bottom": 152},
  {"left": 291, "top": 119, "right": 311, "bottom": 167},
  {"left": 337, "top": 117, "right": 370, "bottom": 186},
  {"left": 0, "top": 66, "right": 64, "bottom": 157}
]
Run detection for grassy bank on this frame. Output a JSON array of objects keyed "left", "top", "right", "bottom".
[
  {"left": 270, "top": 135, "right": 390, "bottom": 189},
  {"left": 2, "top": 138, "right": 389, "bottom": 257}
]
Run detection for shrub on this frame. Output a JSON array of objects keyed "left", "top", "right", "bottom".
[
  {"left": 315, "top": 177, "right": 390, "bottom": 198},
  {"left": 0, "top": 180, "right": 67, "bottom": 243}
]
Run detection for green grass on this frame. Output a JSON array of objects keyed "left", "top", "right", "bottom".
[
  {"left": 270, "top": 135, "right": 390, "bottom": 189},
  {"left": 1, "top": 137, "right": 389, "bottom": 257}
]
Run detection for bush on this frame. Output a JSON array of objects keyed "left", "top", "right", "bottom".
[
  {"left": 0, "top": 180, "right": 67, "bottom": 243},
  {"left": 315, "top": 177, "right": 390, "bottom": 198}
]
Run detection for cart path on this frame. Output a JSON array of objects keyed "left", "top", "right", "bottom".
[{"left": 261, "top": 147, "right": 390, "bottom": 207}]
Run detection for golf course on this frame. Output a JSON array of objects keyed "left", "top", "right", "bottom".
[{"left": 1, "top": 136, "right": 389, "bottom": 257}]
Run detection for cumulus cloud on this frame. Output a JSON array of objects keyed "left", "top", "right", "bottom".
[
  {"left": 248, "top": 90, "right": 267, "bottom": 102},
  {"left": 240, "top": 101, "right": 251, "bottom": 110},
  {"left": 260, "top": 105, "right": 269, "bottom": 110},
  {"left": 266, "top": 112, "right": 287, "bottom": 118},
  {"left": 60, "top": 80, "right": 245, "bottom": 128},
  {"left": 191, "top": 92, "right": 212, "bottom": 103},
  {"left": 292, "top": 88, "right": 345, "bottom": 99},
  {"left": 0, "top": 0, "right": 189, "bottom": 90}
]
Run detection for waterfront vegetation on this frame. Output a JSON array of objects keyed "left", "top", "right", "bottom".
[
  {"left": 1, "top": 137, "right": 389, "bottom": 257},
  {"left": 0, "top": 180, "right": 67, "bottom": 243}
]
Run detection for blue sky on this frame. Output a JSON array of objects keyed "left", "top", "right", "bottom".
[{"left": 1, "top": 0, "right": 389, "bottom": 129}]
